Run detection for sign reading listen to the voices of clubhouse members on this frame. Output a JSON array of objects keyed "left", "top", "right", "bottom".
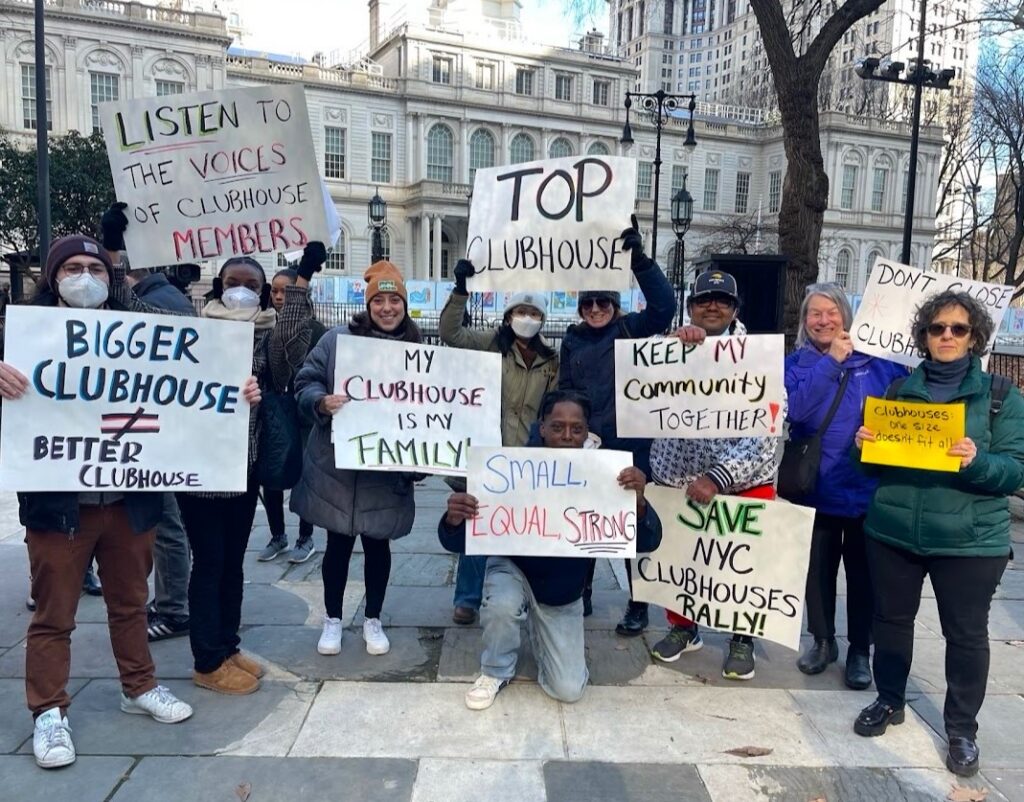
[
  {"left": 100, "top": 84, "right": 330, "bottom": 269},
  {"left": 631, "top": 487, "right": 815, "bottom": 650},
  {"left": 0, "top": 307, "right": 253, "bottom": 492},
  {"left": 851, "top": 258, "right": 1012, "bottom": 368},
  {"left": 332, "top": 338, "right": 501, "bottom": 476},
  {"left": 465, "top": 155, "right": 637, "bottom": 293},
  {"left": 861, "top": 397, "right": 965, "bottom": 472},
  {"left": 466, "top": 447, "right": 636, "bottom": 559},
  {"left": 614, "top": 334, "right": 786, "bottom": 438}
]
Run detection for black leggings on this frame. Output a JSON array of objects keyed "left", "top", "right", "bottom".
[
  {"left": 262, "top": 487, "right": 313, "bottom": 541},
  {"left": 322, "top": 532, "right": 392, "bottom": 620}
]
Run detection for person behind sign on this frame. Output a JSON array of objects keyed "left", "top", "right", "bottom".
[
  {"left": 0, "top": 232, "right": 200, "bottom": 769},
  {"left": 440, "top": 266, "right": 559, "bottom": 626},
  {"left": 645, "top": 270, "right": 782, "bottom": 681},
  {"left": 439, "top": 389, "right": 663, "bottom": 710},
  {"left": 784, "top": 284, "right": 906, "bottom": 689},
  {"left": 852, "top": 290, "right": 1024, "bottom": 778},
  {"left": 291, "top": 260, "right": 422, "bottom": 659}
]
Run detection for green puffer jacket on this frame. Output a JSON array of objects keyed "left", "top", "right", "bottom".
[
  {"left": 438, "top": 291, "right": 559, "bottom": 447},
  {"left": 861, "top": 357, "right": 1024, "bottom": 557}
]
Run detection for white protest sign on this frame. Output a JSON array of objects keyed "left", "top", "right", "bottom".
[
  {"left": 614, "top": 334, "right": 786, "bottom": 438},
  {"left": 332, "top": 338, "right": 501, "bottom": 475},
  {"left": 466, "top": 155, "right": 637, "bottom": 292},
  {"left": 100, "top": 84, "right": 329, "bottom": 268},
  {"left": 631, "top": 487, "right": 815, "bottom": 650},
  {"left": 0, "top": 307, "right": 253, "bottom": 492},
  {"left": 465, "top": 447, "right": 636, "bottom": 558},
  {"left": 851, "top": 258, "right": 1013, "bottom": 367}
]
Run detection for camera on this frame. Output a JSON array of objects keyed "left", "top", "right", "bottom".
[{"left": 158, "top": 263, "right": 201, "bottom": 291}]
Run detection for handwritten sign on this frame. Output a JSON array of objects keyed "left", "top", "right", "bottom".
[
  {"left": 100, "top": 84, "right": 329, "bottom": 268},
  {"left": 614, "top": 334, "right": 786, "bottom": 438},
  {"left": 631, "top": 487, "right": 815, "bottom": 650},
  {"left": 861, "top": 396, "right": 964, "bottom": 472},
  {"left": 332, "top": 338, "right": 501, "bottom": 475},
  {"left": 852, "top": 258, "right": 1012, "bottom": 367},
  {"left": 465, "top": 155, "right": 637, "bottom": 292},
  {"left": 0, "top": 307, "right": 253, "bottom": 492},
  {"left": 465, "top": 447, "right": 636, "bottom": 558}
]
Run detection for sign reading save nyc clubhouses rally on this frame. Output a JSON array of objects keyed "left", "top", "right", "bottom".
[
  {"left": 0, "top": 307, "right": 253, "bottom": 492},
  {"left": 100, "top": 85, "right": 329, "bottom": 269}
]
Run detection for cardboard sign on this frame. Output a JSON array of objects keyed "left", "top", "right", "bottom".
[
  {"left": 100, "top": 84, "right": 329, "bottom": 268},
  {"left": 332, "top": 338, "right": 501, "bottom": 475},
  {"left": 465, "top": 155, "right": 637, "bottom": 292},
  {"left": 631, "top": 487, "right": 815, "bottom": 650},
  {"left": 614, "top": 334, "right": 786, "bottom": 438},
  {"left": 0, "top": 307, "right": 253, "bottom": 492},
  {"left": 861, "top": 396, "right": 965, "bottom": 472},
  {"left": 851, "top": 258, "right": 1012, "bottom": 367},
  {"left": 465, "top": 447, "right": 636, "bottom": 558}
]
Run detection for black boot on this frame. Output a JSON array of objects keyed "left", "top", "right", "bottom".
[
  {"left": 615, "top": 601, "right": 649, "bottom": 636},
  {"left": 946, "top": 736, "right": 980, "bottom": 777},
  {"left": 844, "top": 650, "right": 873, "bottom": 690},
  {"left": 582, "top": 585, "right": 593, "bottom": 617},
  {"left": 797, "top": 637, "right": 838, "bottom": 675},
  {"left": 854, "top": 699, "right": 905, "bottom": 737},
  {"left": 82, "top": 565, "right": 103, "bottom": 597}
]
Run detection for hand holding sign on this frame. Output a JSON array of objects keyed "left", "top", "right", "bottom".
[
  {"left": 319, "top": 394, "right": 350, "bottom": 415},
  {"left": 0, "top": 361, "right": 29, "bottom": 400},
  {"left": 947, "top": 437, "right": 977, "bottom": 469},
  {"left": 445, "top": 492, "right": 479, "bottom": 527},
  {"left": 242, "top": 376, "right": 261, "bottom": 406}
]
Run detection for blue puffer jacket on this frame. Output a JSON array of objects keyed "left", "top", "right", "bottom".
[
  {"left": 133, "top": 272, "right": 196, "bottom": 314},
  {"left": 784, "top": 346, "right": 907, "bottom": 516}
]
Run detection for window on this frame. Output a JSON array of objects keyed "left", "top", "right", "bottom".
[
  {"left": 588, "top": 141, "right": 611, "bottom": 156},
  {"left": 637, "top": 162, "right": 654, "bottom": 199},
  {"left": 768, "top": 170, "right": 782, "bottom": 213},
  {"left": 871, "top": 167, "right": 888, "bottom": 212},
  {"left": 515, "top": 67, "right": 535, "bottom": 96},
  {"left": 510, "top": 133, "right": 535, "bottom": 164},
  {"left": 840, "top": 164, "right": 857, "bottom": 209},
  {"left": 664, "top": 0, "right": 675, "bottom": 33},
  {"left": 549, "top": 137, "right": 573, "bottom": 159},
  {"left": 703, "top": 168, "right": 719, "bottom": 211},
  {"left": 21, "top": 64, "right": 51, "bottom": 131},
  {"left": 376, "top": 227, "right": 392, "bottom": 261},
  {"left": 835, "top": 250, "right": 851, "bottom": 289},
  {"left": 426, "top": 124, "right": 454, "bottom": 182},
  {"left": 90, "top": 72, "right": 119, "bottom": 133},
  {"left": 475, "top": 62, "right": 495, "bottom": 90},
  {"left": 469, "top": 128, "right": 496, "bottom": 183},
  {"left": 326, "top": 231, "right": 346, "bottom": 271},
  {"left": 324, "top": 126, "right": 345, "bottom": 179},
  {"left": 901, "top": 170, "right": 909, "bottom": 213},
  {"left": 155, "top": 80, "right": 184, "bottom": 96},
  {"left": 432, "top": 56, "right": 452, "bottom": 84},
  {"left": 555, "top": 74, "right": 573, "bottom": 101},
  {"left": 371, "top": 132, "right": 392, "bottom": 184},
  {"left": 735, "top": 171, "right": 750, "bottom": 214},
  {"left": 670, "top": 164, "right": 688, "bottom": 193},
  {"left": 592, "top": 79, "right": 610, "bottom": 106}
]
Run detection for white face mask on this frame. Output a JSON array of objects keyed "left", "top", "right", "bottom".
[
  {"left": 222, "top": 286, "right": 261, "bottom": 311},
  {"left": 510, "top": 314, "right": 543, "bottom": 340},
  {"left": 58, "top": 273, "right": 109, "bottom": 308}
]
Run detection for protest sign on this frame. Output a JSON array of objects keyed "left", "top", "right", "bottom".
[
  {"left": 0, "top": 307, "right": 253, "bottom": 492},
  {"left": 332, "top": 338, "right": 501, "bottom": 475},
  {"left": 614, "top": 334, "right": 786, "bottom": 438},
  {"left": 465, "top": 447, "right": 636, "bottom": 558},
  {"left": 851, "top": 258, "right": 1012, "bottom": 367},
  {"left": 465, "top": 155, "right": 637, "bottom": 292},
  {"left": 861, "top": 396, "right": 964, "bottom": 472},
  {"left": 100, "top": 84, "right": 329, "bottom": 268},
  {"left": 631, "top": 487, "right": 815, "bottom": 649}
]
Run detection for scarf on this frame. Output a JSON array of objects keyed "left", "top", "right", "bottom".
[
  {"left": 201, "top": 300, "right": 277, "bottom": 331},
  {"left": 921, "top": 354, "right": 971, "bottom": 403}
]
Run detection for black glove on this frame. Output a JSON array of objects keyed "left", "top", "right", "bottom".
[
  {"left": 619, "top": 213, "right": 648, "bottom": 271},
  {"left": 453, "top": 259, "right": 476, "bottom": 295},
  {"left": 296, "top": 241, "right": 327, "bottom": 280},
  {"left": 100, "top": 202, "right": 129, "bottom": 251}
]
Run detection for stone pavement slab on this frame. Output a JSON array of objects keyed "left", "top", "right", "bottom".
[
  {"left": 0, "top": 755, "right": 135, "bottom": 802},
  {"left": 0, "top": 677, "right": 87, "bottom": 752},
  {"left": 984, "top": 769, "right": 1024, "bottom": 802},
  {"left": 908, "top": 692, "right": 1024, "bottom": 768},
  {"left": 906, "top": 637, "right": 1024, "bottom": 695},
  {"left": 544, "top": 761, "right": 711, "bottom": 802},
  {"left": 411, "top": 758, "right": 546, "bottom": 802},
  {"left": 0, "top": 544, "right": 32, "bottom": 648}
]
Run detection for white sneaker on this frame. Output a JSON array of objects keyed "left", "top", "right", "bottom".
[
  {"left": 362, "top": 617, "right": 390, "bottom": 655},
  {"left": 120, "top": 685, "right": 193, "bottom": 724},
  {"left": 33, "top": 707, "right": 75, "bottom": 769},
  {"left": 464, "top": 675, "right": 509, "bottom": 711},
  {"left": 318, "top": 616, "right": 343, "bottom": 655}
]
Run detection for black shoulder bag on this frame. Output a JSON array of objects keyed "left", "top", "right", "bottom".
[
  {"left": 777, "top": 370, "right": 851, "bottom": 500},
  {"left": 256, "top": 359, "right": 304, "bottom": 491}
]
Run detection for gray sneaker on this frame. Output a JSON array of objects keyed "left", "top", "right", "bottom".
[
  {"left": 722, "top": 638, "right": 756, "bottom": 680},
  {"left": 288, "top": 537, "right": 316, "bottom": 564},
  {"left": 257, "top": 536, "right": 288, "bottom": 562},
  {"left": 651, "top": 625, "right": 703, "bottom": 662}
]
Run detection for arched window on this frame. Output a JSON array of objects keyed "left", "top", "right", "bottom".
[
  {"left": 866, "top": 249, "right": 883, "bottom": 281},
  {"left": 509, "top": 132, "right": 535, "bottom": 164},
  {"left": 378, "top": 226, "right": 392, "bottom": 261},
  {"left": 469, "top": 128, "right": 496, "bottom": 183},
  {"left": 548, "top": 137, "right": 573, "bottom": 159},
  {"left": 326, "top": 230, "right": 346, "bottom": 271},
  {"left": 587, "top": 141, "right": 611, "bottom": 155},
  {"left": 426, "top": 123, "right": 454, "bottom": 182},
  {"left": 835, "top": 249, "right": 852, "bottom": 289}
]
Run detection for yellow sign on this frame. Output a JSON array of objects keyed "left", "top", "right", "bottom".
[{"left": 862, "top": 396, "right": 965, "bottom": 472}]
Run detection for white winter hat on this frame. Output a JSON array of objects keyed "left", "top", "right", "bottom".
[{"left": 505, "top": 291, "right": 548, "bottom": 319}]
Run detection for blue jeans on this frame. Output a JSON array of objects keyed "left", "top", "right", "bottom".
[
  {"left": 479, "top": 557, "right": 588, "bottom": 703},
  {"left": 453, "top": 553, "right": 486, "bottom": 609}
]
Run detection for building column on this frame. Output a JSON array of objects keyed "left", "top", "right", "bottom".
[
  {"left": 419, "top": 214, "right": 430, "bottom": 279},
  {"left": 432, "top": 214, "right": 443, "bottom": 280},
  {"left": 404, "top": 216, "right": 415, "bottom": 279}
]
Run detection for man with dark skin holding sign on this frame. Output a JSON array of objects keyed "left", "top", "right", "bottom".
[{"left": 439, "top": 390, "right": 663, "bottom": 710}]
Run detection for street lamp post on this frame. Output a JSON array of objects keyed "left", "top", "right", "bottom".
[
  {"left": 621, "top": 90, "right": 698, "bottom": 262},
  {"left": 670, "top": 178, "right": 694, "bottom": 324},
  {"left": 368, "top": 188, "right": 387, "bottom": 262},
  {"left": 854, "top": 0, "right": 955, "bottom": 266}
]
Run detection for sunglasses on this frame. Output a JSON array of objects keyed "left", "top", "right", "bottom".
[
  {"left": 581, "top": 298, "right": 613, "bottom": 311},
  {"left": 926, "top": 323, "right": 972, "bottom": 338},
  {"left": 692, "top": 294, "right": 736, "bottom": 308}
]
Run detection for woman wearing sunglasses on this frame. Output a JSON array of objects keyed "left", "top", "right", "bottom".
[{"left": 852, "top": 290, "right": 1024, "bottom": 778}]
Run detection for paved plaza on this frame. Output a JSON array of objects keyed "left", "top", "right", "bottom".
[{"left": 1, "top": 481, "right": 1022, "bottom": 802}]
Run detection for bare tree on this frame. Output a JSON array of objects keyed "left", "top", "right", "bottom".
[{"left": 697, "top": 211, "right": 780, "bottom": 255}]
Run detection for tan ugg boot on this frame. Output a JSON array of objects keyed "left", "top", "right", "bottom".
[
  {"left": 193, "top": 662, "right": 259, "bottom": 695},
  {"left": 227, "top": 652, "right": 266, "bottom": 679}
]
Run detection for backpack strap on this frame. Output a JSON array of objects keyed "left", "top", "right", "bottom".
[
  {"left": 885, "top": 377, "right": 907, "bottom": 401},
  {"left": 989, "top": 374, "right": 1012, "bottom": 418}
]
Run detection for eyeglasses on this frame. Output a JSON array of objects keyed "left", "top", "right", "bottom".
[
  {"left": 926, "top": 323, "right": 972, "bottom": 338},
  {"left": 60, "top": 263, "right": 108, "bottom": 278},
  {"left": 692, "top": 294, "right": 735, "bottom": 309},
  {"left": 581, "top": 298, "right": 613, "bottom": 311}
]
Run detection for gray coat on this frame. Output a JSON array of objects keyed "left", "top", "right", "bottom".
[{"left": 289, "top": 325, "right": 416, "bottom": 539}]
